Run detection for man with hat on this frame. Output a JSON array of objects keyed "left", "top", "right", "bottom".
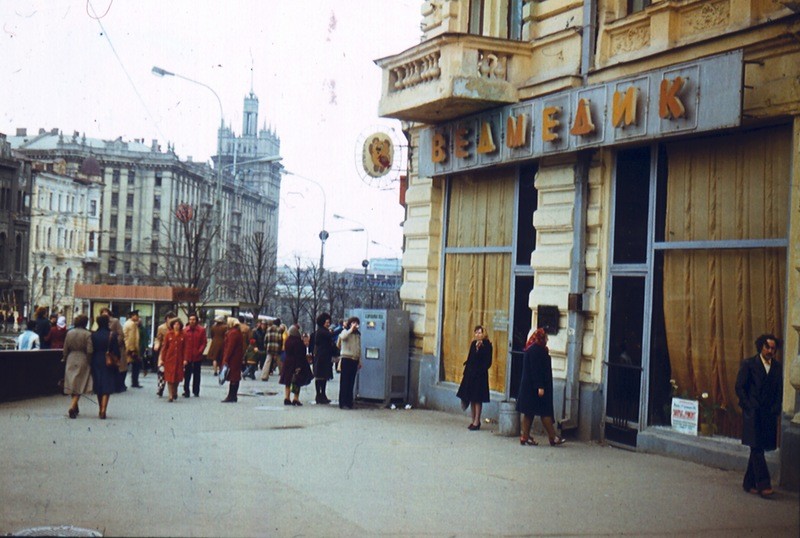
[{"left": 124, "top": 310, "right": 142, "bottom": 388}]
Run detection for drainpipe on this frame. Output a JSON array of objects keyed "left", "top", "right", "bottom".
[
  {"left": 561, "top": 153, "right": 590, "bottom": 432},
  {"left": 580, "top": 0, "right": 597, "bottom": 84}
]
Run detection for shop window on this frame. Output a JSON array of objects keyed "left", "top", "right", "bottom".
[
  {"left": 440, "top": 169, "right": 515, "bottom": 393},
  {"left": 649, "top": 127, "right": 789, "bottom": 439}
]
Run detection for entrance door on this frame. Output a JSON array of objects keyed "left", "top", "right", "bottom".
[{"left": 604, "top": 146, "right": 652, "bottom": 447}]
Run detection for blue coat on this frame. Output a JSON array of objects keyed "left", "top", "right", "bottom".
[{"left": 735, "top": 354, "right": 782, "bottom": 451}]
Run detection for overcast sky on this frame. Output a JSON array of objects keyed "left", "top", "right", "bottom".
[{"left": 0, "top": 0, "right": 421, "bottom": 270}]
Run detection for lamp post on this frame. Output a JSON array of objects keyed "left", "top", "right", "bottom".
[
  {"left": 152, "top": 65, "right": 224, "bottom": 300},
  {"left": 282, "top": 171, "right": 328, "bottom": 274}
]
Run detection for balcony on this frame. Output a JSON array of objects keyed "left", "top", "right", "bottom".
[{"left": 376, "top": 33, "right": 532, "bottom": 123}]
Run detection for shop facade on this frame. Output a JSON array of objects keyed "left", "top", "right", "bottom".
[{"left": 377, "top": 0, "right": 799, "bottom": 485}]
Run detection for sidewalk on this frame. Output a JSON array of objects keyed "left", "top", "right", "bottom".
[{"left": 1, "top": 368, "right": 797, "bottom": 537}]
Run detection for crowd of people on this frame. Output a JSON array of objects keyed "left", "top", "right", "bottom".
[{"left": 14, "top": 306, "right": 363, "bottom": 418}]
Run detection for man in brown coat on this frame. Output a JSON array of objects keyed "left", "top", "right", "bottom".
[{"left": 124, "top": 310, "right": 142, "bottom": 388}]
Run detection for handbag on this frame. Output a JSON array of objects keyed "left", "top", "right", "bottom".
[
  {"left": 218, "top": 364, "right": 229, "bottom": 385},
  {"left": 105, "top": 334, "right": 120, "bottom": 368}
]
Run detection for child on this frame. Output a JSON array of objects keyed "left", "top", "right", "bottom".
[{"left": 243, "top": 338, "right": 258, "bottom": 380}]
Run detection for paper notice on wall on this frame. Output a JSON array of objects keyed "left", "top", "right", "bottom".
[{"left": 671, "top": 398, "right": 699, "bottom": 436}]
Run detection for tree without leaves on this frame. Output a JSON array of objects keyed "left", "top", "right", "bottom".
[
  {"left": 277, "top": 255, "right": 311, "bottom": 327},
  {"left": 152, "top": 202, "right": 219, "bottom": 313},
  {"left": 225, "top": 231, "right": 278, "bottom": 317}
]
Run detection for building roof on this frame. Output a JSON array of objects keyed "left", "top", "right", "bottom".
[{"left": 8, "top": 130, "right": 154, "bottom": 153}]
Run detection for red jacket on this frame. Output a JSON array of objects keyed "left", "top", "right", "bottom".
[{"left": 183, "top": 323, "right": 207, "bottom": 363}]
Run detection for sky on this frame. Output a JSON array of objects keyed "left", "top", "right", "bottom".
[{"left": 0, "top": 0, "right": 421, "bottom": 271}]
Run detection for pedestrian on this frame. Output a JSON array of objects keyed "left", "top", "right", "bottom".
[
  {"left": 312, "top": 313, "right": 336, "bottom": 404},
  {"left": 90, "top": 314, "right": 120, "bottom": 419},
  {"left": 261, "top": 318, "right": 282, "bottom": 381},
  {"left": 34, "top": 307, "right": 51, "bottom": 349},
  {"left": 456, "top": 325, "right": 493, "bottom": 431},
  {"left": 337, "top": 316, "right": 362, "bottom": 410},
  {"left": 124, "top": 310, "right": 142, "bottom": 388},
  {"left": 516, "top": 328, "right": 566, "bottom": 446},
  {"left": 138, "top": 319, "right": 150, "bottom": 375},
  {"left": 62, "top": 314, "right": 93, "bottom": 419},
  {"left": 735, "top": 333, "right": 783, "bottom": 498},
  {"left": 239, "top": 315, "right": 252, "bottom": 350},
  {"left": 100, "top": 307, "right": 127, "bottom": 392},
  {"left": 182, "top": 313, "right": 207, "bottom": 397},
  {"left": 153, "top": 311, "right": 177, "bottom": 396},
  {"left": 159, "top": 318, "right": 186, "bottom": 402},
  {"left": 207, "top": 315, "right": 227, "bottom": 376},
  {"left": 280, "top": 325, "right": 312, "bottom": 405},
  {"left": 253, "top": 319, "right": 268, "bottom": 371},
  {"left": 0, "top": 310, "right": 5, "bottom": 333},
  {"left": 221, "top": 318, "right": 244, "bottom": 403},
  {"left": 16, "top": 320, "right": 40, "bottom": 350},
  {"left": 46, "top": 315, "right": 68, "bottom": 349},
  {"left": 243, "top": 338, "right": 258, "bottom": 380}
]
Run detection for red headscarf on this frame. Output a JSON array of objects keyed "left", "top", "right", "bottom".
[{"left": 524, "top": 328, "right": 548, "bottom": 352}]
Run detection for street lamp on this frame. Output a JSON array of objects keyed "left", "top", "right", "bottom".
[
  {"left": 282, "top": 171, "right": 328, "bottom": 274},
  {"left": 152, "top": 65, "right": 224, "bottom": 300}
]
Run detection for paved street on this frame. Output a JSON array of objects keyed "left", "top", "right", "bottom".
[{"left": 1, "top": 369, "right": 797, "bottom": 537}]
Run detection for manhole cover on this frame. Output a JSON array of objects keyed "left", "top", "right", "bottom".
[{"left": 10, "top": 525, "right": 102, "bottom": 536}]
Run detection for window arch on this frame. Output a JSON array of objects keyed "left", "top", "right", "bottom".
[
  {"left": 65, "top": 268, "right": 72, "bottom": 295},
  {"left": 14, "top": 234, "right": 22, "bottom": 272},
  {"left": 42, "top": 266, "right": 50, "bottom": 296}
]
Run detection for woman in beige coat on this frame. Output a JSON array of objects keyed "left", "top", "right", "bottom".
[{"left": 62, "top": 314, "right": 93, "bottom": 419}]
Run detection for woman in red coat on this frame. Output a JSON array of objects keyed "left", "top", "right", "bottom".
[
  {"left": 221, "top": 318, "right": 244, "bottom": 403},
  {"left": 158, "top": 318, "right": 186, "bottom": 402}
]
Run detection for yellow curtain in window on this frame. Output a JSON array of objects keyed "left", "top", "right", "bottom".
[
  {"left": 663, "top": 127, "right": 789, "bottom": 438},
  {"left": 441, "top": 169, "right": 515, "bottom": 393}
]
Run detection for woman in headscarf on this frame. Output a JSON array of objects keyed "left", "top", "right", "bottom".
[
  {"left": 516, "top": 328, "right": 565, "bottom": 446},
  {"left": 62, "top": 314, "right": 93, "bottom": 419},
  {"left": 47, "top": 316, "right": 68, "bottom": 349},
  {"left": 221, "top": 317, "right": 244, "bottom": 403},
  {"left": 456, "top": 325, "right": 493, "bottom": 430},
  {"left": 279, "top": 324, "right": 312, "bottom": 405},
  {"left": 90, "top": 314, "right": 120, "bottom": 419},
  {"left": 159, "top": 318, "right": 186, "bottom": 402}
]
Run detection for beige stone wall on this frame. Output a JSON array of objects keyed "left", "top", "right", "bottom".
[
  {"left": 400, "top": 126, "right": 443, "bottom": 355},
  {"left": 786, "top": 117, "right": 800, "bottom": 415},
  {"left": 530, "top": 155, "right": 607, "bottom": 385}
]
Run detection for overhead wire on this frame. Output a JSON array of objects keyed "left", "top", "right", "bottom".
[{"left": 85, "top": 0, "right": 168, "bottom": 144}]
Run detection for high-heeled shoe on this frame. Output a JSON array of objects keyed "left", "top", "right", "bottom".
[
  {"left": 468, "top": 423, "right": 481, "bottom": 431},
  {"left": 99, "top": 411, "right": 106, "bottom": 420},
  {"left": 68, "top": 408, "right": 78, "bottom": 419},
  {"left": 549, "top": 436, "right": 566, "bottom": 446},
  {"left": 520, "top": 436, "right": 538, "bottom": 446}
]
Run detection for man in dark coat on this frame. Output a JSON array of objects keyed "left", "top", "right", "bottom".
[{"left": 735, "top": 334, "right": 783, "bottom": 498}]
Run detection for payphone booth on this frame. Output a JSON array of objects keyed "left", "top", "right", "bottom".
[{"left": 348, "top": 308, "right": 410, "bottom": 405}]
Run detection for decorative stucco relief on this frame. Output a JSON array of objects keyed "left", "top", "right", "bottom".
[
  {"left": 682, "top": 1, "right": 730, "bottom": 36},
  {"left": 610, "top": 23, "right": 651, "bottom": 56},
  {"left": 478, "top": 51, "right": 508, "bottom": 80}
]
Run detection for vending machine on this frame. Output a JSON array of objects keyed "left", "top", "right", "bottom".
[{"left": 347, "top": 308, "right": 410, "bottom": 404}]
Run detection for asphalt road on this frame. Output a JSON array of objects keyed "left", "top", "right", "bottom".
[{"left": 1, "top": 369, "right": 798, "bottom": 537}]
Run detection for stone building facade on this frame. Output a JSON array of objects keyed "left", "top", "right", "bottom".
[
  {"left": 0, "top": 133, "right": 32, "bottom": 317},
  {"left": 377, "top": 0, "right": 800, "bottom": 486}
]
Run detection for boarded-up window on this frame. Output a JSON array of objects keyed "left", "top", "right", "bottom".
[{"left": 441, "top": 169, "right": 515, "bottom": 393}]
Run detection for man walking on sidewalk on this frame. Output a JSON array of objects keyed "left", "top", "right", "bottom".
[{"left": 183, "top": 313, "right": 207, "bottom": 397}]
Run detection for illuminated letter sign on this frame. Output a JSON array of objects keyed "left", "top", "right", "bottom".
[
  {"left": 542, "top": 106, "right": 561, "bottom": 142},
  {"left": 659, "top": 77, "right": 686, "bottom": 119},
  {"left": 432, "top": 132, "right": 447, "bottom": 163},
  {"left": 477, "top": 121, "right": 496, "bottom": 154},
  {"left": 570, "top": 99, "right": 596, "bottom": 136},
  {"left": 506, "top": 114, "right": 527, "bottom": 148},
  {"left": 612, "top": 86, "right": 639, "bottom": 127}
]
